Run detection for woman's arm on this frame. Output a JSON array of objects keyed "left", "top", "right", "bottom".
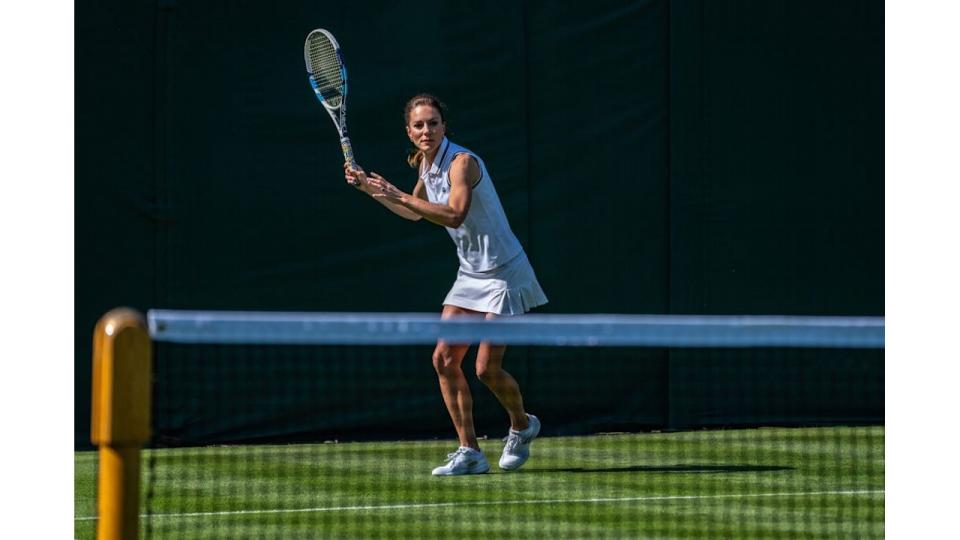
[
  {"left": 367, "top": 154, "right": 479, "bottom": 229},
  {"left": 344, "top": 163, "right": 422, "bottom": 221}
]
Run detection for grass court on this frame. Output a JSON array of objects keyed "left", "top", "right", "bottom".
[{"left": 75, "top": 426, "right": 883, "bottom": 538}]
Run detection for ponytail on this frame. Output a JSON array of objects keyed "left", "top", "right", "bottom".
[{"left": 407, "top": 149, "right": 424, "bottom": 169}]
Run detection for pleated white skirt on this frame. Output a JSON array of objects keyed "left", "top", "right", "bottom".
[{"left": 443, "top": 252, "right": 548, "bottom": 316}]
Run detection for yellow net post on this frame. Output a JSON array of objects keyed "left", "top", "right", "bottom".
[{"left": 91, "top": 308, "right": 152, "bottom": 540}]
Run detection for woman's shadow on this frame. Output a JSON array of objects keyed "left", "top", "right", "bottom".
[{"left": 524, "top": 464, "right": 792, "bottom": 474}]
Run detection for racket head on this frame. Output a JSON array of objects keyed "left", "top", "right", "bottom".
[{"left": 304, "top": 29, "right": 347, "bottom": 108}]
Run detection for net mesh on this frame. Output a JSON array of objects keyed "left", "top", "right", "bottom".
[
  {"left": 305, "top": 30, "right": 344, "bottom": 107},
  {"left": 94, "top": 311, "right": 886, "bottom": 539}
]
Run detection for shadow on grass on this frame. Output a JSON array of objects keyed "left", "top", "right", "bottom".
[{"left": 524, "top": 464, "right": 793, "bottom": 474}]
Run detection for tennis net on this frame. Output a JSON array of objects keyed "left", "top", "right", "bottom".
[{"left": 82, "top": 310, "right": 884, "bottom": 539}]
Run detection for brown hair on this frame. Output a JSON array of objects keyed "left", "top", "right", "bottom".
[{"left": 404, "top": 94, "right": 448, "bottom": 169}]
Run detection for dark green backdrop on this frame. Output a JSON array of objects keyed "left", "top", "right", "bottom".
[{"left": 76, "top": 1, "right": 883, "bottom": 447}]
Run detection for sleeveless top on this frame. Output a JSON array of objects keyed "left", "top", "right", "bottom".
[{"left": 420, "top": 138, "right": 523, "bottom": 272}]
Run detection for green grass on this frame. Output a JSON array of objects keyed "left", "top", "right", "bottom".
[{"left": 75, "top": 426, "right": 883, "bottom": 538}]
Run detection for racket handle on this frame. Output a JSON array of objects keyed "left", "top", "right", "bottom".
[{"left": 340, "top": 136, "right": 360, "bottom": 185}]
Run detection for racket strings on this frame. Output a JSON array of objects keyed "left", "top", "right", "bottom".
[{"left": 307, "top": 37, "right": 344, "bottom": 105}]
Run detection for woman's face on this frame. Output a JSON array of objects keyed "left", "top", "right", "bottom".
[{"left": 406, "top": 105, "right": 446, "bottom": 155}]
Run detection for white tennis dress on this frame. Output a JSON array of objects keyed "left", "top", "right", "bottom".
[{"left": 421, "top": 138, "right": 548, "bottom": 316}]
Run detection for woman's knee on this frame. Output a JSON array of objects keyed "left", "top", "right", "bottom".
[
  {"left": 476, "top": 363, "right": 501, "bottom": 385},
  {"left": 475, "top": 344, "right": 507, "bottom": 385},
  {"left": 432, "top": 347, "right": 460, "bottom": 376}
]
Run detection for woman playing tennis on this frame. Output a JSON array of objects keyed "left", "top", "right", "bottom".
[{"left": 344, "top": 94, "right": 547, "bottom": 476}]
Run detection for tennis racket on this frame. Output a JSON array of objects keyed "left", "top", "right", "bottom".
[{"left": 304, "top": 28, "right": 359, "bottom": 185}]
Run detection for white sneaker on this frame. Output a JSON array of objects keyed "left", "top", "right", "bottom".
[
  {"left": 499, "top": 414, "right": 541, "bottom": 471},
  {"left": 431, "top": 447, "right": 490, "bottom": 476}
]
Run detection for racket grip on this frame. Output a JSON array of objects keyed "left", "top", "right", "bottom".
[{"left": 340, "top": 136, "right": 360, "bottom": 185}]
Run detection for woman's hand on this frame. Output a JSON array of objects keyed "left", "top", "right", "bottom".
[
  {"left": 367, "top": 174, "right": 407, "bottom": 204},
  {"left": 344, "top": 162, "right": 369, "bottom": 190}
]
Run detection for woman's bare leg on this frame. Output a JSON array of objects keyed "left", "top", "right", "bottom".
[
  {"left": 475, "top": 313, "right": 529, "bottom": 431},
  {"left": 433, "top": 305, "right": 477, "bottom": 449}
]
